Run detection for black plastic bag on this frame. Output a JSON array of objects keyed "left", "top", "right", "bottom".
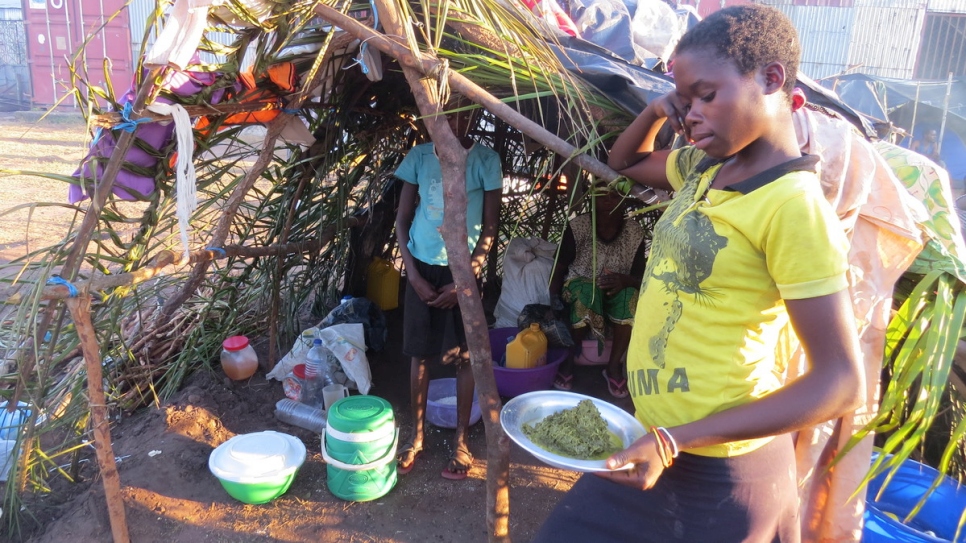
[
  {"left": 319, "top": 297, "right": 388, "bottom": 351},
  {"left": 516, "top": 303, "right": 574, "bottom": 348}
]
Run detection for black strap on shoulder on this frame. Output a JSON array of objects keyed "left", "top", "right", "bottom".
[
  {"left": 695, "top": 155, "right": 726, "bottom": 174},
  {"left": 724, "top": 154, "right": 820, "bottom": 195}
]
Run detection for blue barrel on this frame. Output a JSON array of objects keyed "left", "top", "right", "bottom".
[{"left": 863, "top": 454, "right": 966, "bottom": 542}]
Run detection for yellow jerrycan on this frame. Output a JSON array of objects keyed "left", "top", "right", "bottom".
[
  {"left": 366, "top": 257, "right": 400, "bottom": 311},
  {"left": 505, "top": 323, "right": 548, "bottom": 369}
]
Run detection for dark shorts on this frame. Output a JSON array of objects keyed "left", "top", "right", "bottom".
[
  {"left": 402, "top": 259, "right": 468, "bottom": 361},
  {"left": 531, "top": 434, "right": 800, "bottom": 543}
]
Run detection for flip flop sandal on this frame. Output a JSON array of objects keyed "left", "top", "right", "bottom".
[
  {"left": 441, "top": 446, "right": 474, "bottom": 480},
  {"left": 602, "top": 369, "right": 629, "bottom": 399},
  {"left": 553, "top": 372, "right": 573, "bottom": 391},
  {"left": 397, "top": 443, "right": 423, "bottom": 475}
]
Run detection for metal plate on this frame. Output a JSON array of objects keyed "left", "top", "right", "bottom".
[{"left": 500, "top": 391, "right": 646, "bottom": 472}]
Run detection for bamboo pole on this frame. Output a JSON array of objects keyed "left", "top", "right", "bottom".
[
  {"left": 66, "top": 295, "right": 130, "bottom": 543},
  {"left": 369, "top": 2, "right": 509, "bottom": 540}
]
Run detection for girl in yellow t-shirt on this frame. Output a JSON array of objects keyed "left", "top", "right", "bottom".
[{"left": 533, "top": 6, "right": 863, "bottom": 543}]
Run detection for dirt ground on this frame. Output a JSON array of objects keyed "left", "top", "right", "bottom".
[{"left": 0, "top": 114, "right": 634, "bottom": 543}]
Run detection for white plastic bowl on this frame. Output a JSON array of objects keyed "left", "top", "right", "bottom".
[{"left": 208, "top": 431, "right": 306, "bottom": 504}]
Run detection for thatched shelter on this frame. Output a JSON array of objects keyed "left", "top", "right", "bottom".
[{"left": 0, "top": 0, "right": 964, "bottom": 541}]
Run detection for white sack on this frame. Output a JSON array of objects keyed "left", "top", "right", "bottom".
[{"left": 494, "top": 237, "right": 558, "bottom": 329}]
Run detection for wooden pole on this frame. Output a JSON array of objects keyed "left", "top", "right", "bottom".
[
  {"left": 10, "top": 68, "right": 165, "bottom": 490},
  {"left": 369, "top": 1, "right": 509, "bottom": 540},
  {"left": 11, "top": 70, "right": 164, "bottom": 403},
  {"left": 66, "top": 295, "right": 130, "bottom": 543},
  {"left": 2, "top": 220, "right": 358, "bottom": 304}
]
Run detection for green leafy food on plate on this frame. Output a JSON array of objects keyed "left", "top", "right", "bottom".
[{"left": 522, "top": 399, "right": 621, "bottom": 459}]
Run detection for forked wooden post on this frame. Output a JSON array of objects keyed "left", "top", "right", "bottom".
[{"left": 65, "top": 295, "right": 130, "bottom": 543}]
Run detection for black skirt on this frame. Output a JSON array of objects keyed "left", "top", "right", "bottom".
[{"left": 531, "top": 434, "right": 800, "bottom": 543}]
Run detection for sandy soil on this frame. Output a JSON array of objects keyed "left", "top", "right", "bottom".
[{"left": 0, "top": 115, "right": 635, "bottom": 543}]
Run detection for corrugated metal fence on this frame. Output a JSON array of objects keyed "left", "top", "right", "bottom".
[{"left": 765, "top": 0, "right": 928, "bottom": 80}]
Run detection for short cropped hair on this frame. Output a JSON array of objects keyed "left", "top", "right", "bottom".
[{"left": 674, "top": 5, "right": 800, "bottom": 96}]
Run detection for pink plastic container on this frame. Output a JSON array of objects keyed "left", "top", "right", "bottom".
[
  {"left": 489, "top": 328, "right": 567, "bottom": 397},
  {"left": 575, "top": 339, "right": 613, "bottom": 366}
]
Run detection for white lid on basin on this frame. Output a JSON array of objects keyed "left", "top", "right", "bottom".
[{"left": 209, "top": 431, "right": 306, "bottom": 483}]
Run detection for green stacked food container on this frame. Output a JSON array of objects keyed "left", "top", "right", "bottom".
[{"left": 322, "top": 395, "right": 397, "bottom": 501}]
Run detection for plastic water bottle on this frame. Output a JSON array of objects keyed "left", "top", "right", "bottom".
[
  {"left": 303, "top": 339, "right": 333, "bottom": 408},
  {"left": 275, "top": 399, "right": 326, "bottom": 433}
]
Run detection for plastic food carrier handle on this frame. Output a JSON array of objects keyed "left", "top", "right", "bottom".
[{"left": 320, "top": 429, "right": 399, "bottom": 472}]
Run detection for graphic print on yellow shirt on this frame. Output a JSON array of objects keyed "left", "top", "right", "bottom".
[{"left": 628, "top": 147, "right": 850, "bottom": 458}]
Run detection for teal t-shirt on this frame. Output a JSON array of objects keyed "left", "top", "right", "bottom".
[{"left": 394, "top": 143, "right": 503, "bottom": 265}]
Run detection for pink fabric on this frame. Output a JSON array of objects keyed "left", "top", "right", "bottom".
[
  {"left": 69, "top": 69, "right": 228, "bottom": 204},
  {"left": 790, "top": 106, "right": 926, "bottom": 542}
]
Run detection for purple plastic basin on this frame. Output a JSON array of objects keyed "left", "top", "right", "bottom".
[{"left": 489, "top": 328, "right": 567, "bottom": 397}]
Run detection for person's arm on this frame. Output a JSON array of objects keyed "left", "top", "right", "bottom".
[
  {"left": 429, "top": 188, "right": 502, "bottom": 309},
  {"left": 598, "top": 289, "right": 864, "bottom": 489},
  {"left": 396, "top": 182, "right": 438, "bottom": 304},
  {"left": 608, "top": 93, "right": 689, "bottom": 192},
  {"left": 599, "top": 230, "right": 647, "bottom": 296},
  {"left": 549, "top": 225, "right": 577, "bottom": 299}
]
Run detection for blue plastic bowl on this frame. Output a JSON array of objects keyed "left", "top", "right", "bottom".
[{"left": 426, "top": 378, "right": 482, "bottom": 428}]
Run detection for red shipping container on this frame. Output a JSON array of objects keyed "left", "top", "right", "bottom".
[{"left": 20, "top": 0, "right": 134, "bottom": 108}]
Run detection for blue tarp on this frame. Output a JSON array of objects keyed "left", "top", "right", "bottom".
[{"left": 824, "top": 73, "right": 966, "bottom": 182}]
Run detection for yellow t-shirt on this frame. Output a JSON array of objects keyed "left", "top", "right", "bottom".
[{"left": 628, "top": 147, "right": 850, "bottom": 457}]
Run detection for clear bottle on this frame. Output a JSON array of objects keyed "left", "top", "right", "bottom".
[
  {"left": 275, "top": 398, "right": 326, "bottom": 433},
  {"left": 303, "top": 339, "right": 333, "bottom": 408},
  {"left": 220, "top": 336, "right": 259, "bottom": 380}
]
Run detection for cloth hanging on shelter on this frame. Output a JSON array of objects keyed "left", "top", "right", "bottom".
[
  {"left": 786, "top": 106, "right": 927, "bottom": 542},
  {"left": 145, "top": 0, "right": 277, "bottom": 70},
  {"left": 69, "top": 68, "right": 228, "bottom": 204},
  {"left": 144, "top": 0, "right": 214, "bottom": 70},
  {"left": 193, "top": 62, "right": 314, "bottom": 145},
  {"left": 874, "top": 140, "right": 966, "bottom": 281}
]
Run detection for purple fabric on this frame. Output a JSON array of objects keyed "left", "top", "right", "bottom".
[{"left": 69, "top": 67, "right": 229, "bottom": 204}]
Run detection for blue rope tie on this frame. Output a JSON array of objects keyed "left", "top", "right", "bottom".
[
  {"left": 207, "top": 247, "right": 227, "bottom": 259},
  {"left": 281, "top": 108, "right": 300, "bottom": 115},
  {"left": 115, "top": 102, "right": 151, "bottom": 133},
  {"left": 46, "top": 276, "right": 78, "bottom": 297}
]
